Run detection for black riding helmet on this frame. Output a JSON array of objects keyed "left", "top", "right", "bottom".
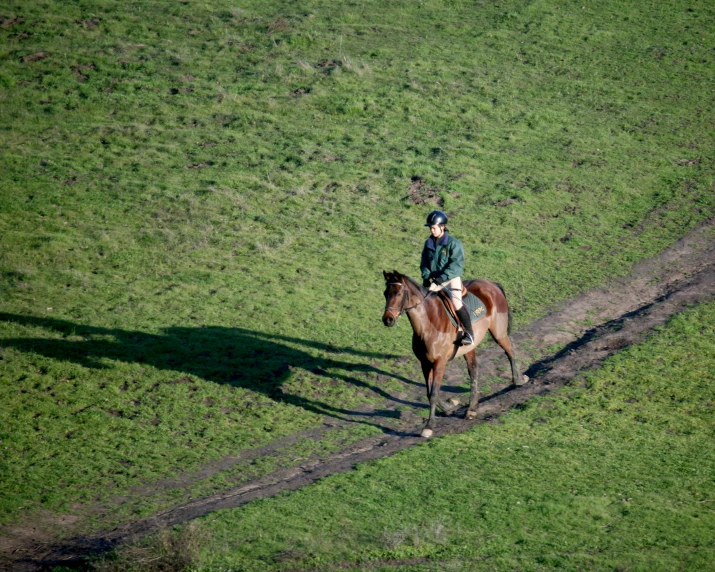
[{"left": 424, "top": 209, "right": 448, "bottom": 227}]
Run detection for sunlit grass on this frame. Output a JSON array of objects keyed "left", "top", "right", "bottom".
[
  {"left": 0, "top": 0, "right": 713, "bottom": 526},
  {"left": 180, "top": 300, "right": 715, "bottom": 571}
]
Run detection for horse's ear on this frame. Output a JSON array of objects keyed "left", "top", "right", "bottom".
[
  {"left": 393, "top": 269, "right": 400, "bottom": 277},
  {"left": 382, "top": 270, "right": 389, "bottom": 279}
]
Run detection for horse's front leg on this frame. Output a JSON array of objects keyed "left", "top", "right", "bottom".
[
  {"left": 422, "top": 358, "right": 446, "bottom": 438},
  {"left": 464, "top": 349, "right": 479, "bottom": 420},
  {"left": 420, "top": 357, "right": 457, "bottom": 415},
  {"left": 419, "top": 358, "right": 433, "bottom": 402}
]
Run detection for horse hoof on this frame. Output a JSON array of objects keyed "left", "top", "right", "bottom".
[
  {"left": 448, "top": 398, "right": 460, "bottom": 407},
  {"left": 514, "top": 374, "right": 529, "bottom": 387},
  {"left": 421, "top": 428, "right": 434, "bottom": 439},
  {"left": 465, "top": 410, "right": 477, "bottom": 420}
]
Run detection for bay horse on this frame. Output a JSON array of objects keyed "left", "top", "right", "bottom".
[{"left": 382, "top": 270, "right": 527, "bottom": 438}]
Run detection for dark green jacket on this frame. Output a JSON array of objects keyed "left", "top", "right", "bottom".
[{"left": 420, "top": 232, "right": 465, "bottom": 283}]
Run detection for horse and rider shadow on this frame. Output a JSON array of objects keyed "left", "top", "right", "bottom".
[{"left": 0, "top": 312, "right": 427, "bottom": 432}]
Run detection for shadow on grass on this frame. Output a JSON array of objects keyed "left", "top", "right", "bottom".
[{"left": 0, "top": 313, "right": 425, "bottom": 430}]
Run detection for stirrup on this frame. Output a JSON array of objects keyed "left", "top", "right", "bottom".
[{"left": 461, "top": 331, "right": 475, "bottom": 346}]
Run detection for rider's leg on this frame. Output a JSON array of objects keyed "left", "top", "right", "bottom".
[
  {"left": 445, "top": 277, "right": 464, "bottom": 310},
  {"left": 455, "top": 305, "right": 474, "bottom": 345},
  {"left": 445, "top": 278, "right": 474, "bottom": 345}
]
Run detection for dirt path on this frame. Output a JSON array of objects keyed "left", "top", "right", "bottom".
[{"left": 3, "top": 219, "right": 714, "bottom": 571}]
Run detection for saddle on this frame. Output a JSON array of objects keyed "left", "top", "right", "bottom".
[
  {"left": 437, "top": 285, "right": 468, "bottom": 331},
  {"left": 437, "top": 287, "right": 488, "bottom": 332}
]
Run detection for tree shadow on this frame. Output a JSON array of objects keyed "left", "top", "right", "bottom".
[{"left": 0, "top": 313, "right": 425, "bottom": 430}]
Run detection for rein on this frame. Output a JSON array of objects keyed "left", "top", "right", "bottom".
[{"left": 385, "top": 281, "right": 429, "bottom": 319}]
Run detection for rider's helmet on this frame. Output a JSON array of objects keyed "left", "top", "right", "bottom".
[{"left": 424, "top": 210, "right": 448, "bottom": 227}]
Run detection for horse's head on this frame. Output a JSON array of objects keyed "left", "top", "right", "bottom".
[{"left": 382, "top": 270, "right": 408, "bottom": 327}]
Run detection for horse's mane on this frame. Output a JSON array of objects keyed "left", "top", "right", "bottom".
[{"left": 396, "top": 272, "right": 427, "bottom": 295}]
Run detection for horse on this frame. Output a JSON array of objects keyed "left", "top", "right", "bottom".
[{"left": 382, "top": 270, "right": 527, "bottom": 438}]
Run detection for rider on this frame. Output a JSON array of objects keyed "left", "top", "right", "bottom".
[{"left": 420, "top": 210, "right": 475, "bottom": 346}]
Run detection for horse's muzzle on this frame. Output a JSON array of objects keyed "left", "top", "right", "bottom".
[{"left": 382, "top": 312, "right": 397, "bottom": 327}]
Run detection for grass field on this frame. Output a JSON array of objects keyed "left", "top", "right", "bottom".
[
  {"left": 1, "top": 0, "right": 714, "bottom": 540},
  {"left": 96, "top": 299, "right": 715, "bottom": 571}
]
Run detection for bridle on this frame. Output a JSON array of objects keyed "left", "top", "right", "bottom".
[{"left": 384, "top": 280, "right": 428, "bottom": 321}]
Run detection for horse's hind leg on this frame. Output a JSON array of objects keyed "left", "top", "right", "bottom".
[
  {"left": 490, "top": 313, "right": 527, "bottom": 387},
  {"left": 437, "top": 395, "right": 457, "bottom": 415},
  {"left": 464, "top": 349, "right": 479, "bottom": 420}
]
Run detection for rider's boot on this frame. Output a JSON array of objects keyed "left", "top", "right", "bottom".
[{"left": 456, "top": 306, "right": 475, "bottom": 346}]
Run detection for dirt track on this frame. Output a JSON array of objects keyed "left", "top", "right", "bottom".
[{"left": 3, "top": 219, "right": 714, "bottom": 571}]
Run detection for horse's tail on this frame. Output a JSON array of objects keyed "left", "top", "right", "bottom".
[{"left": 494, "top": 282, "right": 511, "bottom": 335}]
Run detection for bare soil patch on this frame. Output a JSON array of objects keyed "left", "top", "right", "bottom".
[
  {"left": 1, "top": 17, "right": 23, "bottom": 28},
  {"left": 2, "top": 219, "right": 714, "bottom": 571},
  {"left": 405, "top": 176, "right": 443, "bottom": 207},
  {"left": 78, "top": 19, "right": 100, "bottom": 30},
  {"left": 71, "top": 63, "right": 96, "bottom": 82},
  {"left": 22, "top": 52, "right": 48, "bottom": 63}
]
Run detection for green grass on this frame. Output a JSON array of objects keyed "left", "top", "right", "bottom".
[
  {"left": 1, "top": 0, "right": 714, "bottom": 527},
  {"left": 132, "top": 299, "right": 715, "bottom": 572}
]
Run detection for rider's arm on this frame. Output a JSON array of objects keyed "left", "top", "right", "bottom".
[
  {"left": 420, "top": 243, "right": 432, "bottom": 281},
  {"left": 438, "top": 238, "right": 465, "bottom": 283}
]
